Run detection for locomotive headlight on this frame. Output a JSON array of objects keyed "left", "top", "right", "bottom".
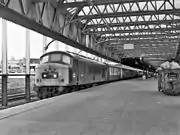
[
  {"left": 53, "top": 74, "right": 57, "bottom": 78},
  {"left": 43, "top": 74, "right": 47, "bottom": 78}
]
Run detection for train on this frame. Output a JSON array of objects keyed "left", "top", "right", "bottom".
[{"left": 34, "top": 51, "right": 143, "bottom": 99}]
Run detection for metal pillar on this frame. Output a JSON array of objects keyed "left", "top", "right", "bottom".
[
  {"left": 120, "top": 68, "right": 123, "bottom": 79},
  {"left": 175, "top": 42, "right": 180, "bottom": 63},
  {"left": 1, "top": 19, "right": 8, "bottom": 107},
  {"left": 42, "top": 35, "right": 47, "bottom": 53},
  {"left": 25, "top": 28, "right": 30, "bottom": 102}
]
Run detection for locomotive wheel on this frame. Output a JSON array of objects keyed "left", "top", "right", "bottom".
[
  {"left": 50, "top": 88, "right": 56, "bottom": 97},
  {"left": 42, "top": 89, "right": 48, "bottom": 99},
  {"left": 37, "top": 90, "right": 43, "bottom": 99},
  {"left": 49, "top": 89, "right": 54, "bottom": 97}
]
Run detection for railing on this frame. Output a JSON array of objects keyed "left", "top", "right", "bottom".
[
  {"left": 0, "top": 92, "right": 36, "bottom": 102},
  {"left": 0, "top": 73, "right": 35, "bottom": 106}
]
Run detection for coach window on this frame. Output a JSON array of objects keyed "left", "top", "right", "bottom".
[
  {"left": 50, "top": 54, "right": 61, "bottom": 62},
  {"left": 40, "top": 55, "right": 49, "bottom": 64},
  {"left": 62, "top": 55, "right": 71, "bottom": 64}
]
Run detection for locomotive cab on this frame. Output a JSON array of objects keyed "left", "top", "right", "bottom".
[{"left": 34, "top": 51, "right": 72, "bottom": 99}]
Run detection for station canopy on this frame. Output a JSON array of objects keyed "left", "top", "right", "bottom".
[
  {"left": 2, "top": 0, "right": 179, "bottom": 69},
  {"left": 55, "top": 0, "right": 180, "bottom": 68}
]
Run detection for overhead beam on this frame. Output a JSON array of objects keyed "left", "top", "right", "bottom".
[
  {"left": 78, "top": 9, "right": 180, "bottom": 20},
  {"left": 99, "top": 37, "right": 180, "bottom": 44},
  {"left": 100, "top": 33, "right": 180, "bottom": 40},
  {"left": 107, "top": 43, "right": 177, "bottom": 47},
  {"left": 107, "top": 40, "right": 179, "bottom": 44},
  {"left": 133, "top": 47, "right": 175, "bottom": 50},
  {"left": 59, "top": 0, "right": 165, "bottom": 8},
  {"left": 86, "top": 19, "right": 180, "bottom": 29},
  {"left": 108, "top": 47, "right": 175, "bottom": 52},
  {"left": 0, "top": 4, "right": 119, "bottom": 63},
  {"left": 87, "top": 27, "right": 180, "bottom": 34}
]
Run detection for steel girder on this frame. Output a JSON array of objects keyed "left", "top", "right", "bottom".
[
  {"left": 0, "top": 0, "right": 120, "bottom": 62},
  {"left": 86, "top": 19, "right": 180, "bottom": 29},
  {"left": 100, "top": 33, "right": 180, "bottom": 41},
  {"left": 59, "top": 0, "right": 180, "bottom": 62},
  {"left": 60, "top": 0, "right": 166, "bottom": 8},
  {"left": 78, "top": 9, "right": 180, "bottom": 20},
  {"left": 87, "top": 27, "right": 180, "bottom": 34},
  {"left": 99, "top": 37, "right": 179, "bottom": 43}
]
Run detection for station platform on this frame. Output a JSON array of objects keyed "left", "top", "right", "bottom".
[{"left": 0, "top": 78, "right": 180, "bottom": 135}]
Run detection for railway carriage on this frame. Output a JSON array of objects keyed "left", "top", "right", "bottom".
[
  {"left": 34, "top": 51, "right": 141, "bottom": 99},
  {"left": 107, "top": 64, "right": 122, "bottom": 81}
]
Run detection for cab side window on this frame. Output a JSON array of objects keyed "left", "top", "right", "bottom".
[{"left": 62, "top": 55, "right": 71, "bottom": 64}]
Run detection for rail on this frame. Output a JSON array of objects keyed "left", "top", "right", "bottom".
[{"left": 0, "top": 92, "right": 37, "bottom": 102}]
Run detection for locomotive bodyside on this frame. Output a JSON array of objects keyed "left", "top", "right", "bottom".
[
  {"left": 107, "top": 65, "right": 121, "bottom": 81},
  {"left": 74, "top": 57, "right": 107, "bottom": 85}
]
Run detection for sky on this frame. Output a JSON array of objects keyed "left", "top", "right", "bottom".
[
  {"left": 0, "top": 0, "right": 179, "bottom": 61},
  {"left": 0, "top": 18, "right": 77, "bottom": 60},
  {"left": 0, "top": 18, "right": 103, "bottom": 61}
]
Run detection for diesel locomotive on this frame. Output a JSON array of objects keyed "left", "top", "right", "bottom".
[{"left": 34, "top": 51, "right": 142, "bottom": 99}]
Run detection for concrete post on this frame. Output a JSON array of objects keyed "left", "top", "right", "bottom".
[
  {"left": 25, "top": 28, "right": 30, "bottom": 102},
  {"left": 1, "top": 19, "right": 8, "bottom": 107}
]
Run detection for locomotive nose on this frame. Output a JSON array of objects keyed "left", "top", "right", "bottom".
[
  {"left": 42, "top": 72, "right": 59, "bottom": 79},
  {"left": 41, "top": 65, "right": 59, "bottom": 79},
  {"left": 35, "top": 63, "right": 69, "bottom": 86}
]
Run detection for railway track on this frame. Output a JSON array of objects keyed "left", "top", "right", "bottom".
[{"left": 0, "top": 92, "right": 37, "bottom": 102}]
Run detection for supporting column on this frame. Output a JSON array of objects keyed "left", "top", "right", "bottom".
[
  {"left": 120, "top": 68, "right": 123, "bottom": 79},
  {"left": 42, "top": 35, "right": 47, "bottom": 53},
  {"left": 175, "top": 42, "right": 180, "bottom": 63},
  {"left": 25, "top": 28, "right": 30, "bottom": 102},
  {"left": 1, "top": 19, "right": 8, "bottom": 107}
]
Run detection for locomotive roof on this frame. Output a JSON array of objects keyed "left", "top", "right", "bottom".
[
  {"left": 40, "top": 51, "right": 73, "bottom": 59},
  {"left": 40, "top": 51, "right": 106, "bottom": 65},
  {"left": 67, "top": 51, "right": 106, "bottom": 66}
]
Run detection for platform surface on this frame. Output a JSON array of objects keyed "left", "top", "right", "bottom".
[{"left": 0, "top": 78, "right": 180, "bottom": 135}]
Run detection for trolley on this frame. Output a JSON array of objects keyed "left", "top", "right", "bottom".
[{"left": 158, "top": 69, "right": 180, "bottom": 95}]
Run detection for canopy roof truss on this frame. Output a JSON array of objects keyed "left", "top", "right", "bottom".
[{"left": 57, "top": 0, "right": 180, "bottom": 67}]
